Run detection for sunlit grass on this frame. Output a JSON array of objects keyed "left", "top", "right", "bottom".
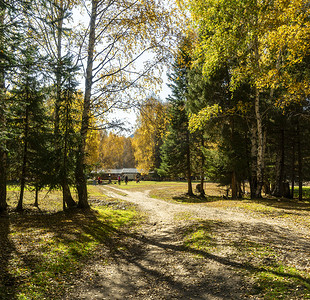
[
  {"left": 110, "top": 180, "right": 188, "bottom": 192},
  {"left": 293, "top": 186, "right": 310, "bottom": 199},
  {"left": 1, "top": 186, "right": 142, "bottom": 300}
]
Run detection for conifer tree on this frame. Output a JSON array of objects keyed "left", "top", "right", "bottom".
[
  {"left": 187, "top": 63, "right": 250, "bottom": 198},
  {"left": 159, "top": 39, "right": 194, "bottom": 195},
  {"left": 0, "top": 0, "right": 32, "bottom": 212},
  {"left": 56, "top": 56, "right": 80, "bottom": 209},
  {"left": 31, "top": 0, "right": 79, "bottom": 208},
  {"left": 9, "top": 44, "right": 48, "bottom": 211}
]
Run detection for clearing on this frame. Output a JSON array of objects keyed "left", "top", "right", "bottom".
[{"left": 67, "top": 183, "right": 310, "bottom": 299}]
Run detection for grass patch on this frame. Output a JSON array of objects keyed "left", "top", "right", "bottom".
[
  {"left": 241, "top": 242, "right": 310, "bottom": 299},
  {"left": 7, "top": 187, "right": 67, "bottom": 212},
  {"left": 294, "top": 186, "right": 310, "bottom": 199},
  {"left": 252, "top": 264, "right": 310, "bottom": 299},
  {"left": 149, "top": 182, "right": 227, "bottom": 203},
  {"left": 182, "top": 221, "right": 218, "bottom": 254},
  {"left": 111, "top": 180, "right": 188, "bottom": 192},
  {"left": 1, "top": 186, "right": 142, "bottom": 300}
]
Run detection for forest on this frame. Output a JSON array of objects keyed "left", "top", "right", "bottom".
[
  {"left": 1, "top": 1, "right": 310, "bottom": 299},
  {"left": 0, "top": 0, "right": 177, "bottom": 212},
  {"left": 104, "top": 0, "right": 310, "bottom": 202},
  {"left": 1, "top": 0, "right": 310, "bottom": 214}
]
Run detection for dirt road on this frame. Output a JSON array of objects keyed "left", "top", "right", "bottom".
[{"left": 68, "top": 186, "right": 310, "bottom": 299}]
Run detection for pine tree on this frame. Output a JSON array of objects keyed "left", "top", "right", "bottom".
[
  {"left": 159, "top": 39, "right": 194, "bottom": 195},
  {"left": 8, "top": 44, "right": 49, "bottom": 211},
  {"left": 0, "top": 0, "right": 32, "bottom": 212},
  {"left": 56, "top": 55, "right": 80, "bottom": 210},
  {"left": 187, "top": 63, "right": 250, "bottom": 199}
]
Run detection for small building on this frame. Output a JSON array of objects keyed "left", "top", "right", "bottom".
[
  {"left": 121, "top": 168, "right": 140, "bottom": 180},
  {"left": 94, "top": 168, "right": 140, "bottom": 181}
]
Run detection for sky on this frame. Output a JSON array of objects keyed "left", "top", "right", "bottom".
[{"left": 108, "top": 69, "right": 171, "bottom": 136}]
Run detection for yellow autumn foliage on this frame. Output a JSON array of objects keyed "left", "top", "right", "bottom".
[
  {"left": 98, "top": 132, "right": 126, "bottom": 169},
  {"left": 132, "top": 97, "right": 167, "bottom": 174},
  {"left": 188, "top": 104, "right": 221, "bottom": 132}
]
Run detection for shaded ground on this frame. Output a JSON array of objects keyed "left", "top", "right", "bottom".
[{"left": 66, "top": 186, "right": 310, "bottom": 299}]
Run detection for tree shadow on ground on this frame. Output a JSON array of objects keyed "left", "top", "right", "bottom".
[
  {"left": 250, "top": 198, "right": 310, "bottom": 212},
  {"left": 3, "top": 206, "right": 310, "bottom": 299},
  {"left": 1, "top": 208, "right": 129, "bottom": 299},
  {"left": 172, "top": 193, "right": 223, "bottom": 203},
  {"left": 0, "top": 213, "right": 17, "bottom": 300},
  {"left": 116, "top": 219, "right": 310, "bottom": 299},
  {"left": 62, "top": 214, "right": 310, "bottom": 299}
]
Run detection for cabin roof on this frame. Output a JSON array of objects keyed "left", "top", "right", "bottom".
[{"left": 96, "top": 168, "right": 139, "bottom": 174}]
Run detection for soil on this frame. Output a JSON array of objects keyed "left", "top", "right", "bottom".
[{"left": 66, "top": 186, "right": 310, "bottom": 300}]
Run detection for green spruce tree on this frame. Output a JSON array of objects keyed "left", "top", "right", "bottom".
[
  {"left": 9, "top": 44, "right": 49, "bottom": 211},
  {"left": 0, "top": 0, "right": 33, "bottom": 212},
  {"left": 159, "top": 39, "right": 194, "bottom": 196}
]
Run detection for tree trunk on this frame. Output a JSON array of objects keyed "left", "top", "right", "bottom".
[
  {"left": 62, "top": 79, "right": 76, "bottom": 210},
  {"left": 230, "top": 116, "right": 237, "bottom": 199},
  {"left": 231, "top": 171, "right": 237, "bottom": 199},
  {"left": 199, "top": 135, "right": 205, "bottom": 197},
  {"left": 272, "top": 127, "right": 285, "bottom": 197},
  {"left": 252, "top": 33, "right": 265, "bottom": 199},
  {"left": 62, "top": 124, "right": 75, "bottom": 209},
  {"left": 186, "top": 131, "right": 193, "bottom": 196},
  {"left": 55, "top": 4, "right": 76, "bottom": 209},
  {"left": 34, "top": 185, "right": 39, "bottom": 208},
  {"left": 249, "top": 125, "right": 257, "bottom": 199},
  {"left": 297, "top": 119, "right": 302, "bottom": 201},
  {"left": 0, "top": 10, "right": 6, "bottom": 213},
  {"left": 62, "top": 180, "right": 76, "bottom": 209},
  {"left": 0, "top": 146, "right": 6, "bottom": 212},
  {"left": 291, "top": 139, "right": 295, "bottom": 199},
  {"left": 16, "top": 104, "right": 29, "bottom": 211},
  {"left": 254, "top": 87, "right": 264, "bottom": 198},
  {"left": 75, "top": 0, "right": 98, "bottom": 209}
]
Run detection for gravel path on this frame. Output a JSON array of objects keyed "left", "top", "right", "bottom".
[{"left": 68, "top": 186, "right": 310, "bottom": 300}]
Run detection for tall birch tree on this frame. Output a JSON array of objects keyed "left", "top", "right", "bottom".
[{"left": 75, "top": 0, "right": 177, "bottom": 207}]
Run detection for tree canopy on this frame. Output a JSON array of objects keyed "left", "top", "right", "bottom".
[{"left": 1, "top": 0, "right": 310, "bottom": 213}]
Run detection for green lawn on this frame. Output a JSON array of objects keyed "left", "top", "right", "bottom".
[{"left": 293, "top": 186, "right": 310, "bottom": 199}]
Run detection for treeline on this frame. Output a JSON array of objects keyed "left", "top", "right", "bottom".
[
  {"left": 0, "top": 0, "right": 175, "bottom": 212},
  {"left": 133, "top": 0, "right": 310, "bottom": 200}
]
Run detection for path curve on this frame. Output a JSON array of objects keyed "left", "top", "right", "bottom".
[
  {"left": 68, "top": 185, "right": 310, "bottom": 300},
  {"left": 103, "top": 186, "right": 307, "bottom": 233}
]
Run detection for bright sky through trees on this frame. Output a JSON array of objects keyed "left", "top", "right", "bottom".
[
  {"left": 71, "top": 4, "right": 173, "bottom": 134},
  {"left": 108, "top": 70, "right": 170, "bottom": 134}
]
